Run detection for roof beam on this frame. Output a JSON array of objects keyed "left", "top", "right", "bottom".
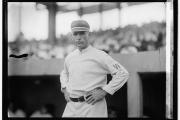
[{"left": 37, "top": 2, "right": 146, "bottom": 15}]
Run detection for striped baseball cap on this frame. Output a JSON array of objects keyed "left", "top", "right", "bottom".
[{"left": 71, "top": 20, "right": 90, "bottom": 32}]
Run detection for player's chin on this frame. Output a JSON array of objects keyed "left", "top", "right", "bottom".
[{"left": 77, "top": 44, "right": 84, "bottom": 48}]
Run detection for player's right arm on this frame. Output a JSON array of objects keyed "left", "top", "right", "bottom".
[{"left": 60, "top": 59, "right": 70, "bottom": 102}]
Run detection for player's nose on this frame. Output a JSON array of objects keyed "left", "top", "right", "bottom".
[{"left": 76, "top": 35, "right": 82, "bottom": 40}]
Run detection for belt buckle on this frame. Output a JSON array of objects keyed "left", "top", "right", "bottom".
[
  {"left": 78, "top": 96, "right": 84, "bottom": 102},
  {"left": 78, "top": 97, "right": 81, "bottom": 102}
]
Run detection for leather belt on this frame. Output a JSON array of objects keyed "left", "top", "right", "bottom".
[{"left": 70, "top": 96, "right": 85, "bottom": 102}]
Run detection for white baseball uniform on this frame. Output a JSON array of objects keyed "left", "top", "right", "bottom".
[{"left": 60, "top": 45, "right": 129, "bottom": 117}]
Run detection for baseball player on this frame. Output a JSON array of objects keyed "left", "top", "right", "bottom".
[{"left": 60, "top": 20, "right": 129, "bottom": 117}]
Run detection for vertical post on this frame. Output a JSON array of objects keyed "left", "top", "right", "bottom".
[
  {"left": 128, "top": 72, "right": 142, "bottom": 117},
  {"left": 47, "top": 3, "right": 57, "bottom": 45},
  {"left": 99, "top": 3, "right": 103, "bottom": 31},
  {"left": 117, "top": 2, "right": 121, "bottom": 27},
  {"left": 78, "top": 3, "right": 83, "bottom": 18},
  {"left": 165, "top": 2, "right": 173, "bottom": 119},
  {"left": 19, "top": 2, "right": 22, "bottom": 33}
]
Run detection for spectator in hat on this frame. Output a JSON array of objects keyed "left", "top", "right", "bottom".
[
  {"left": 60, "top": 20, "right": 129, "bottom": 117},
  {"left": 30, "top": 105, "right": 53, "bottom": 118}
]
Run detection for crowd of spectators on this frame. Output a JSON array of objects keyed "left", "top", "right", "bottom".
[
  {"left": 8, "top": 102, "right": 54, "bottom": 118},
  {"left": 8, "top": 21, "right": 166, "bottom": 59}
]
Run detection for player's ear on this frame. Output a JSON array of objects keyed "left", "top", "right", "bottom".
[
  {"left": 70, "top": 32, "right": 73, "bottom": 37},
  {"left": 69, "top": 32, "right": 74, "bottom": 41},
  {"left": 70, "top": 32, "right": 74, "bottom": 40}
]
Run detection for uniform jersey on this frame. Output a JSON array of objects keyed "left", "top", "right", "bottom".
[{"left": 60, "top": 45, "right": 129, "bottom": 97}]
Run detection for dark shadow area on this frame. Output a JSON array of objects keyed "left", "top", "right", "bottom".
[
  {"left": 8, "top": 75, "right": 66, "bottom": 117},
  {"left": 138, "top": 72, "right": 166, "bottom": 118},
  {"left": 106, "top": 74, "right": 127, "bottom": 118}
]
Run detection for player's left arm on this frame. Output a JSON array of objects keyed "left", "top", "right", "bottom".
[
  {"left": 101, "top": 52, "right": 129, "bottom": 95},
  {"left": 85, "top": 52, "right": 129, "bottom": 105}
]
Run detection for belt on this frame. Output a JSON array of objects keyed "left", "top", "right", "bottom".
[{"left": 70, "top": 96, "right": 85, "bottom": 102}]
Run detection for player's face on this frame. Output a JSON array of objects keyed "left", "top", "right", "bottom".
[{"left": 72, "top": 31, "right": 89, "bottom": 50}]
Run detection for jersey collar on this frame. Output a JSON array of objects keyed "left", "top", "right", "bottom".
[{"left": 78, "top": 45, "right": 92, "bottom": 54}]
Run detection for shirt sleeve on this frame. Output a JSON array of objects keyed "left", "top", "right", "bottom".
[
  {"left": 101, "top": 52, "right": 129, "bottom": 95},
  {"left": 60, "top": 59, "right": 69, "bottom": 90}
]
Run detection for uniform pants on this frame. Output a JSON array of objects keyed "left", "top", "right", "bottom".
[{"left": 62, "top": 98, "right": 108, "bottom": 117}]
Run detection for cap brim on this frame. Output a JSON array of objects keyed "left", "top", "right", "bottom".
[{"left": 71, "top": 27, "right": 89, "bottom": 32}]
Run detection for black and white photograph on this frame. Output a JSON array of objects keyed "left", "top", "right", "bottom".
[{"left": 5, "top": 1, "right": 176, "bottom": 119}]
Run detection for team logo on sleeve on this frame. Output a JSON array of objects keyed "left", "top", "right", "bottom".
[{"left": 113, "top": 64, "right": 121, "bottom": 70}]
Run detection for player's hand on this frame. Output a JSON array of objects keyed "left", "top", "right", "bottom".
[
  {"left": 61, "top": 88, "right": 70, "bottom": 102},
  {"left": 85, "top": 87, "right": 107, "bottom": 105}
]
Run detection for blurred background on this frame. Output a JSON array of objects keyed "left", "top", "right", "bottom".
[
  {"left": 7, "top": 2, "right": 172, "bottom": 118},
  {"left": 8, "top": 2, "right": 166, "bottom": 59}
]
